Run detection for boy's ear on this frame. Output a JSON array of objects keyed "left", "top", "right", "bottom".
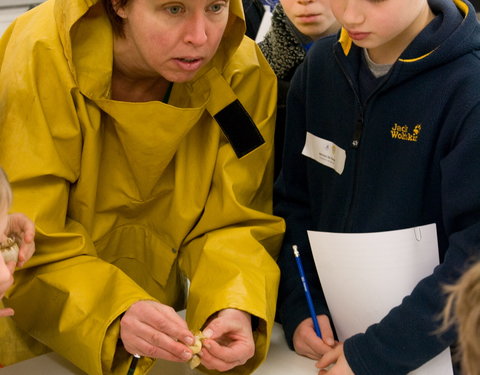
[{"left": 112, "top": 0, "right": 127, "bottom": 19}]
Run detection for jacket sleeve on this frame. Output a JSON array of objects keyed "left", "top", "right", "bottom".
[
  {"left": 344, "top": 103, "right": 480, "bottom": 374},
  {"left": 0, "top": 21, "right": 156, "bottom": 375},
  {"left": 273, "top": 60, "right": 331, "bottom": 349},
  {"left": 178, "top": 39, "right": 285, "bottom": 375}
]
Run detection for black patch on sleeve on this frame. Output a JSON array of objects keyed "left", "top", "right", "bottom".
[{"left": 214, "top": 99, "right": 265, "bottom": 158}]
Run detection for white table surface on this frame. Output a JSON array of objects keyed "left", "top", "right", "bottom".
[{"left": 1, "top": 322, "right": 317, "bottom": 375}]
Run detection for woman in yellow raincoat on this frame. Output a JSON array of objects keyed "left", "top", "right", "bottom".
[{"left": 0, "top": 0, "right": 284, "bottom": 373}]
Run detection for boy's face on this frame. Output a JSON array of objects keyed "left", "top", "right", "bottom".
[
  {"left": 280, "top": 0, "right": 339, "bottom": 40},
  {"left": 331, "top": 0, "right": 434, "bottom": 64}
]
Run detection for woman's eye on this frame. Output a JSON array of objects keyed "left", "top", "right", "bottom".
[
  {"left": 209, "top": 2, "right": 226, "bottom": 13},
  {"left": 167, "top": 6, "right": 183, "bottom": 14}
]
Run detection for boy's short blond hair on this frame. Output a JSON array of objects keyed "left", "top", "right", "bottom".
[
  {"left": 442, "top": 260, "right": 480, "bottom": 375},
  {"left": 0, "top": 168, "right": 12, "bottom": 211}
]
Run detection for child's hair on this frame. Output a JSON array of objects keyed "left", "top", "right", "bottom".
[
  {"left": 0, "top": 168, "right": 12, "bottom": 211},
  {"left": 441, "top": 260, "right": 480, "bottom": 375}
]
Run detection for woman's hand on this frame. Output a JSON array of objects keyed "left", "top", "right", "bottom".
[
  {"left": 199, "top": 308, "right": 255, "bottom": 372},
  {"left": 120, "top": 300, "right": 195, "bottom": 362}
]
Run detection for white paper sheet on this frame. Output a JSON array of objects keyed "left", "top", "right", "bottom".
[{"left": 307, "top": 224, "right": 453, "bottom": 375}]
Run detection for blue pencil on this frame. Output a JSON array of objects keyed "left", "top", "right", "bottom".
[{"left": 292, "top": 245, "right": 322, "bottom": 338}]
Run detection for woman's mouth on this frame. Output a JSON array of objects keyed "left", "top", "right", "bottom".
[{"left": 173, "top": 57, "right": 203, "bottom": 71}]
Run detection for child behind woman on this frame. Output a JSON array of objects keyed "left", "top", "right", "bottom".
[{"left": 259, "top": 0, "right": 339, "bottom": 178}]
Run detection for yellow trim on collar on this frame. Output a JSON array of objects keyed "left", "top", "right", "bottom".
[
  {"left": 339, "top": 28, "right": 352, "bottom": 55},
  {"left": 453, "top": 0, "right": 469, "bottom": 16},
  {"left": 399, "top": 50, "right": 434, "bottom": 63},
  {"left": 400, "top": 0, "right": 468, "bottom": 63}
]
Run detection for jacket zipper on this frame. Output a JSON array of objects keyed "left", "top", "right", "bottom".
[
  {"left": 345, "top": 113, "right": 364, "bottom": 231},
  {"left": 351, "top": 115, "right": 363, "bottom": 149},
  {"left": 335, "top": 45, "right": 395, "bottom": 231},
  {"left": 335, "top": 51, "right": 365, "bottom": 231}
]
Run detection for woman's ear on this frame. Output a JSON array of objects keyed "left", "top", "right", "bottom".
[{"left": 112, "top": 0, "right": 127, "bottom": 19}]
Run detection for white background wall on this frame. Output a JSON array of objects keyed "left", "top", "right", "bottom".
[{"left": 0, "top": 1, "right": 42, "bottom": 35}]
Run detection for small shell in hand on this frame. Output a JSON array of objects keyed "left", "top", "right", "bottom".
[
  {"left": 0, "top": 237, "right": 19, "bottom": 263},
  {"left": 189, "top": 355, "right": 201, "bottom": 369},
  {"left": 188, "top": 331, "right": 205, "bottom": 369}
]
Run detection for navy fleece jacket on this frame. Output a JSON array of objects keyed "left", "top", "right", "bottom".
[{"left": 274, "top": 0, "right": 480, "bottom": 373}]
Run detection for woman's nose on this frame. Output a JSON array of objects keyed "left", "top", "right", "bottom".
[{"left": 184, "top": 13, "right": 208, "bottom": 46}]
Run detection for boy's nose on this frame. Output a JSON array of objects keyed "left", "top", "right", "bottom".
[{"left": 340, "top": 0, "right": 365, "bottom": 27}]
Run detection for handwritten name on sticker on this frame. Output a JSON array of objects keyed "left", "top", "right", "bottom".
[{"left": 302, "top": 132, "right": 346, "bottom": 175}]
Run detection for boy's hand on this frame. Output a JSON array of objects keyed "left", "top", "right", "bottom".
[
  {"left": 293, "top": 315, "right": 336, "bottom": 359},
  {"left": 6, "top": 213, "right": 35, "bottom": 268},
  {"left": 316, "top": 343, "right": 354, "bottom": 375},
  {"left": 198, "top": 308, "right": 255, "bottom": 372}
]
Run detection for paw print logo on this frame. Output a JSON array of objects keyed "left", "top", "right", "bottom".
[{"left": 413, "top": 124, "right": 422, "bottom": 136}]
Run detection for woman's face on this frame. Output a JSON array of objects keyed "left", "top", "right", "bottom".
[{"left": 114, "top": 0, "right": 230, "bottom": 82}]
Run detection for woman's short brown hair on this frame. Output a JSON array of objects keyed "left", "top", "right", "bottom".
[{"left": 102, "top": 0, "right": 129, "bottom": 36}]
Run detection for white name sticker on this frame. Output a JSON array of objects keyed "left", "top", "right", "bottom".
[{"left": 302, "top": 132, "right": 346, "bottom": 175}]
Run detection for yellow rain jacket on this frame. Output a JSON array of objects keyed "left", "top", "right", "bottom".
[{"left": 0, "top": 0, "right": 284, "bottom": 373}]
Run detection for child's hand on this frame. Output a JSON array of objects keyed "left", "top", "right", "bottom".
[
  {"left": 293, "top": 315, "right": 336, "bottom": 359},
  {"left": 0, "top": 255, "right": 15, "bottom": 297},
  {"left": 0, "top": 255, "right": 15, "bottom": 317},
  {"left": 316, "top": 343, "right": 354, "bottom": 375},
  {"left": 0, "top": 307, "right": 14, "bottom": 317},
  {"left": 6, "top": 213, "right": 35, "bottom": 268}
]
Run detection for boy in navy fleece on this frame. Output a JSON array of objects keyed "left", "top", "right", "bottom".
[{"left": 274, "top": 0, "right": 480, "bottom": 373}]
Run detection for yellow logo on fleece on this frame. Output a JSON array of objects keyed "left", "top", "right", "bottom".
[{"left": 390, "top": 123, "right": 422, "bottom": 142}]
